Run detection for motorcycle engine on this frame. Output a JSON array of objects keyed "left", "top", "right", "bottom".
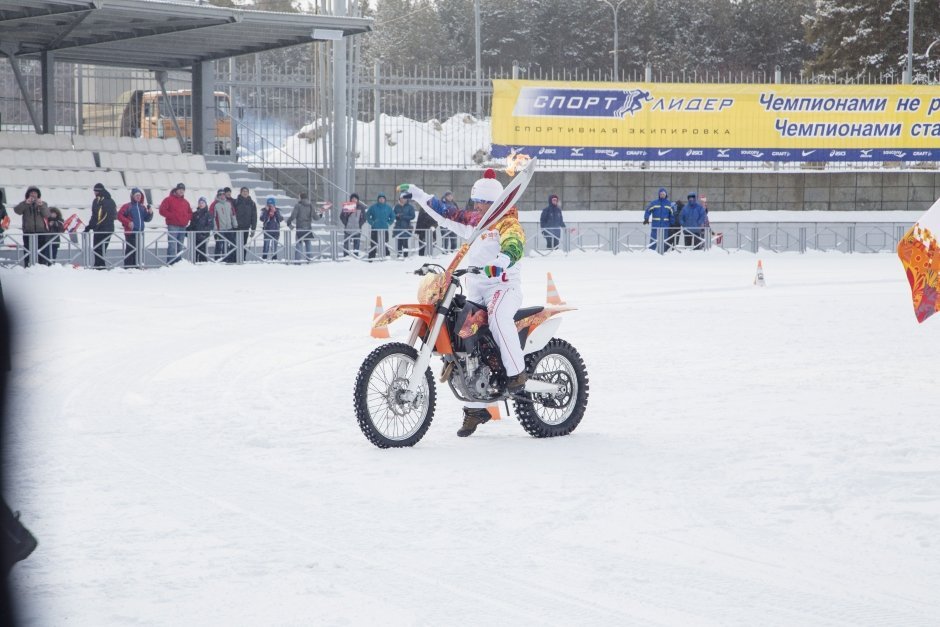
[
  {"left": 468, "top": 365, "right": 493, "bottom": 397},
  {"left": 462, "top": 354, "right": 494, "bottom": 399}
]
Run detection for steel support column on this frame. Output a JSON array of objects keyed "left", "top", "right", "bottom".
[
  {"left": 331, "top": 0, "right": 348, "bottom": 225},
  {"left": 41, "top": 50, "right": 56, "bottom": 133},
  {"left": 192, "top": 60, "right": 216, "bottom": 156}
]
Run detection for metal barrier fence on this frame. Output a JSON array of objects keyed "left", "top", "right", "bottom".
[{"left": 0, "top": 222, "right": 910, "bottom": 269}]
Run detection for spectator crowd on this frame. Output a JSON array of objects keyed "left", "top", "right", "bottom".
[
  {"left": 0, "top": 180, "right": 713, "bottom": 268},
  {"left": 643, "top": 187, "right": 710, "bottom": 251}
]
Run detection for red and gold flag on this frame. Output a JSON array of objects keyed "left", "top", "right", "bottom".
[{"left": 898, "top": 198, "right": 940, "bottom": 323}]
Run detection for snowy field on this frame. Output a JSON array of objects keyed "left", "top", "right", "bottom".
[{"left": 2, "top": 249, "right": 939, "bottom": 626}]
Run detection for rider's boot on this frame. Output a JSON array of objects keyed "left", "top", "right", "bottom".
[
  {"left": 457, "top": 407, "right": 491, "bottom": 437},
  {"left": 506, "top": 371, "right": 528, "bottom": 393}
]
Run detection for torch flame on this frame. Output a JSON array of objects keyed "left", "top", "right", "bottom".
[{"left": 505, "top": 150, "right": 531, "bottom": 177}]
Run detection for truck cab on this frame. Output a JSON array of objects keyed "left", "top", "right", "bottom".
[
  {"left": 140, "top": 90, "right": 235, "bottom": 155},
  {"left": 83, "top": 89, "right": 236, "bottom": 155}
]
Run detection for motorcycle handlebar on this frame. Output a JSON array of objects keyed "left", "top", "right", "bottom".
[
  {"left": 413, "top": 263, "right": 447, "bottom": 276},
  {"left": 412, "top": 265, "right": 481, "bottom": 277}
]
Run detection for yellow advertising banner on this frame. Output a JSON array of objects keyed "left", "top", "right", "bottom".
[{"left": 491, "top": 79, "right": 940, "bottom": 162}]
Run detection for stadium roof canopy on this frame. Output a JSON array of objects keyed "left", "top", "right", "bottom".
[{"left": 0, "top": 0, "right": 372, "bottom": 70}]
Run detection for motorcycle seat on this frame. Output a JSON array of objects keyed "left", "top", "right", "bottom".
[{"left": 513, "top": 306, "right": 544, "bottom": 322}]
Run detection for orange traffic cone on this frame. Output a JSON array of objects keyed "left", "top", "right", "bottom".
[
  {"left": 754, "top": 260, "right": 766, "bottom": 287},
  {"left": 371, "top": 295, "right": 390, "bottom": 338},
  {"left": 546, "top": 272, "right": 566, "bottom": 305},
  {"left": 487, "top": 404, "right": 502, "bottom": 421}
]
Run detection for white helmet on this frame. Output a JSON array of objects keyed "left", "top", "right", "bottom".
[{"left": 470, "top": 176, "right": 503, "bottom": 203}]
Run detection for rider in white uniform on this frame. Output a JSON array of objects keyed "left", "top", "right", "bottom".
[{"left": 399, "top": 170, "right": 527, "bottom": 437}]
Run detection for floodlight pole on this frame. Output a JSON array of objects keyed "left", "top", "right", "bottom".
[
  {"left": 474, "top": 0, "right": 482, "bottom": 117},
  {"left": 332, "top": 0, "right": 348, "bottom": 223},
  {"left": 905, "top": 0, "right": 915, "bottom": 83},
  {"left": 598, "top": 0, "right": 628, "bottom": 80}
]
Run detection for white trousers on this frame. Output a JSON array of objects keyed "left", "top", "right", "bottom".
[{"left": 464, "top": 274, "right": 524, "bottom": 409}]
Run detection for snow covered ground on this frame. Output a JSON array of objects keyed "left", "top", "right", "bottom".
[{"left": 2, "top": 249, "right": 939, "bottom": 626}]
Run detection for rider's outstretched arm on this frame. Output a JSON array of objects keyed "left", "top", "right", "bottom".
[{"left": 398, "top": 185, "right": 474, "bottom": 240}]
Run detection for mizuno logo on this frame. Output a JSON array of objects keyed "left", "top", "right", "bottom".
[{"left": 717, "top": 149, "right": 730, "bottom": 157}]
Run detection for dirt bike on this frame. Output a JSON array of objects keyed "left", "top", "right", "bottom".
[{"left": 353, "top": 159, "right": 589, "bottom": 448}]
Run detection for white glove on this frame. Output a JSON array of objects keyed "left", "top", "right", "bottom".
[{"left": 398, "top": 184, "right": 431, "bottom": 205}]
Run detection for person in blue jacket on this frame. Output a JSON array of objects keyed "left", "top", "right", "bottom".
[
  {"left": 643, "top": 187, "right": 676, "bottom": 251},
  {"left": 259, "top": 196, "right": 283, "bottom": 260},
  {"left": 539, "top": 194, "right": 566, "bottom": 250},
  {"left": 393, "top": 193, "right": 416, "bottom": 258},
  {"left": 366, "top": 193, "right": 395, "bottom": 260},
  {"left": 679, "top": 192, "right": 707, "bottom": 249}
]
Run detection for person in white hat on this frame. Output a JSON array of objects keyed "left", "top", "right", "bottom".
[{"left": 398, "top": 169, "right": 527, "bottom": 437}]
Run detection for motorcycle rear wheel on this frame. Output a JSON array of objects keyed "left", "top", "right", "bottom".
[
  {"left": 354, "top": 342, "right": 436, "bottom": 448},
  {"left": 513, "top": 338, "right": 589, "bottom": 438}
]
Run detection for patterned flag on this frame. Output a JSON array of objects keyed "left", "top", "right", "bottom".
[
  {"left": 63, "top": 213, "right": 84, "bottom": 233},
  {"left": 897, "top": 197, "right": 940, "bottom": 323}
]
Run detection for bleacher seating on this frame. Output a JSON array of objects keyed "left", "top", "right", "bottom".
[
  {"left": 0, "top": 132, "right": 72, "bottom": 150},
  {"left": 5, "top": 168, "right": 123, "bottom": 189},
  {"left": 0, "top": 131, "right": 233, "bottom": 225},
  {"left": 99, "top": 152, "right": 207, "bottom": 172},
  {"left": 0, "top": 148, "right": 97, "bottom": 169},
  {"left": 71, "top": 135, "right": 178, "bottom": 154}
]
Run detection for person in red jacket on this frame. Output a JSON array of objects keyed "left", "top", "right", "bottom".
[{"left": 158, "top": 182, "right": 193, "bottom": 265}]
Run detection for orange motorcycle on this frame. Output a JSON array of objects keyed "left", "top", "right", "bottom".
[{"left": 353, "top": 160, "right": 589, "bottom": 448}]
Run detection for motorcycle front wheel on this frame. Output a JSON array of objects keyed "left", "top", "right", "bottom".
[
  {"left": 354, "top": 342, "right": 436, "bottom": 448},
  {"left": 513, "top": 338, "right": 589, "bottom": 438}
]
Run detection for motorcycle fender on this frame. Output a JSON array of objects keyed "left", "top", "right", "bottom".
[
  {"left": 521, "top": 315, "right": 562, "bottom": 355},
  {"left": 374, "top": 304, "right": 455, "bottom": 355},
  {"left": 373, "top": 304, "right": 435, "bottom": 329}
]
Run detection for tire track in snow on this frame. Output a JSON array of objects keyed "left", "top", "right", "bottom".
[{"left": 88, "top": 431, "right": 681, "bottom": 626}]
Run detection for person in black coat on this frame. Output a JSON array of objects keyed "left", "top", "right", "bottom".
[
  {"left": 46, "top": 207, "right": 65, "bottom": 263},
  {"left": 539, "top": 194, "right": 566, "bottom": 250},
  {"left": 1, "top": 280, "right": 39, "bottom": 625},
  {"left": 188, "top": 197, "right": 213, "bottom": 263},
  {"left": 85, "top": 183, "right": 117, "bottom": 269},
  {"left": 415, "top": 203, "right": 437, "bottom": 256},
  {"left": 234, "top": 187, "right": 258, "bottom": 249}
]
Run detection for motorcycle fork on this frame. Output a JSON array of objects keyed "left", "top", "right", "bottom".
[{"left": 401, "top": 283, "right": 457, "bottom": 401}]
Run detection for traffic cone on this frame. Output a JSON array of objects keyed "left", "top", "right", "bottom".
[
  {"left": 754, "top": 260, "right": 766, "bottom": 287},
  {"left": 546, "top": 272, "right": 566, "bottom": 305},
  {"left": 487, "top": 404, "right": 502, "bottom": 421},
  {"left": 371, "top": 295, "right": 390, "bottom": 338}
]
